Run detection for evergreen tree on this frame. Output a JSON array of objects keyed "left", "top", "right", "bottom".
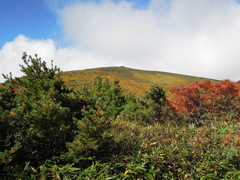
[
  {"left": 145, "top": 84, "right": 167, "bottom": 123},
  {"left": 66, "top": 78, "right": 125, "bottom": 163},
  {"left": 0, "top": 53, "right": 81, "bottom": 176}
]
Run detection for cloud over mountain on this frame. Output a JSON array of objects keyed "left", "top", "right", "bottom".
[{"left": 1, "top": 0, "right": 240, "bottom": 82}]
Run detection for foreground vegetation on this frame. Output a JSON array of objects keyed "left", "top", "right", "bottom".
[{"left": 0, "top": 54, "right": 239, "bottom": 179}]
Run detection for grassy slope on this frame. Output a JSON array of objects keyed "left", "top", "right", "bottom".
[{"left": 61, "top": 66, "right": 215, "bottom": 96}]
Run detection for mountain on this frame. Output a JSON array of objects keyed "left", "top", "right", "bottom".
[{"left": 61, "top": 66, "right": 214, "bottom": 96}]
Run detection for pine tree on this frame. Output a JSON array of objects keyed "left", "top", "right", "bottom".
[
  {"left": 0, "top": 53, "right": 81, "bottom": 175},
  {"left": 66, "top": 78, "right": 125, "bottom": 163}
]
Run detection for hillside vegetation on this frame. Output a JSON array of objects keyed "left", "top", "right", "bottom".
[
  {"left": 61, "top": 66, "right": 212, "bottom": 96},
  {"left": 0, "top": 54, "right": 239, "bottom": 179}
]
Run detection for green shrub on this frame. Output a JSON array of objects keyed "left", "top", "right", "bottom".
[
  {"left": 65, "top": 78, "right": 125, "bottom": 163},
  {"left": 0, "top": 53, "right": 81, "bottom": 177},
  {"left": 1, "top": 53, "right": 239, "bottom": 179}
]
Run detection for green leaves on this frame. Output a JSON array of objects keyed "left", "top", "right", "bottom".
[
  {"left": 1, "top": 53, "right": 239, "bottom": 179},
  {"left": 0, "top": 53, "right": 77, "bottom": 171},
  {"left": 66, "top": 78, "right": 125, "bottom": 161}
]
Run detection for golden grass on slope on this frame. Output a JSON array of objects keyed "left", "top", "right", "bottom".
[{"left": 61, "top": 66, "right": 216, "bottom": 96}]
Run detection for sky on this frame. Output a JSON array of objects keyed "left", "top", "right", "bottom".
[{"left": 1, "top": 0, "right": 240, "bottom": 82}]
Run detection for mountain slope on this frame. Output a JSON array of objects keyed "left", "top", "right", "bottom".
[{"left": 61, "top": 66, "right": 215, "bottom": 96}]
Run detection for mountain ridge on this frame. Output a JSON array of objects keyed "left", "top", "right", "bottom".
[{"left": 61, "top": 66, "right": 217, "bottom": 96}]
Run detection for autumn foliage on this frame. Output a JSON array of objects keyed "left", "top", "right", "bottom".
[
  {"left": 1, "top": 54, "right": 240, "bottom": 179},
  {"left": 168, "top": 80, "right": 240, "bottom": 121}
]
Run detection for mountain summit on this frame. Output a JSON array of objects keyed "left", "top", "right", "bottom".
[{"left": 61, "top": 66, "right": 214, "bottom": 96}]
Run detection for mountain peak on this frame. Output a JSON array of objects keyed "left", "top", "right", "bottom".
[{"left": 61, "top": 67, "right": 215, "bottom": 96}]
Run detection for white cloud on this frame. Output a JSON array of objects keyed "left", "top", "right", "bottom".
[
  {"left": 1, "top": 0, "right": 240, "bottom": 82},
  {"left": 58, "top": 0, "right": 240, "bottom": 80},
  {"left": 0, "top": 35, "right": 109, "bottom": 82},
  {"left": 0, "top": 35, "right": 56, "bottom": 82}
]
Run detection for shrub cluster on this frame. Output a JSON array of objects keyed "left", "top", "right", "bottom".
[
  {"left": 0, "top": 54, "right": 239, "bottom": 179},
  {"left": 168, "top": 79, "right": 240, "bottom": 125}
]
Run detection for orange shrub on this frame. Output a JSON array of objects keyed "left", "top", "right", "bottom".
[{"left": 168, "top": 80, "right": 240, "bottom": 120}]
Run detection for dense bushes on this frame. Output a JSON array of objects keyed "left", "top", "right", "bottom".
[
  {"left": 0, "top": 54, "right": 239, "bottom": 179},
  {"left": 168, "top": 79, "right": 240, "bottom": 124},
  {"left": 0, "top": 53, "right": 81, "bottom": 177},
  {"left": 66, "top": 78, "right": 125, "bottom": 163}
]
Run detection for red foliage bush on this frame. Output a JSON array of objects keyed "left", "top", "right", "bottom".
[{"left": 168, "top": 80, "right": 240, "bottom": 119}]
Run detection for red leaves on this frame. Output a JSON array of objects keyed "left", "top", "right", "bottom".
[{"left": 168, "top": 80, "right": 240, "bottom": 114}]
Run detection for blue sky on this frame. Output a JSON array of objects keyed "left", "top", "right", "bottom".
[
  {"left": 0, "top": 0, "right": 240, "bottom": 82},
  {"left": 0, "top": 0, "right": 56, "bottom": 47},
  {"left": 0, "top": 0, "right": 151, "bottom": 47}
]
